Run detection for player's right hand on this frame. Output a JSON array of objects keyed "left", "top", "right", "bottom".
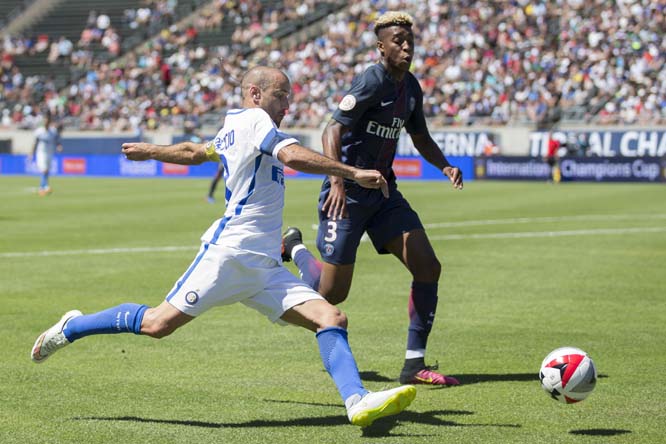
[
  {"left": 443, "top": 166, "right": 464, "bottom": 190},
  {"left": 322, "top": 180, "right": 348, "bottom": 221},
  {"left": 352, "top": 169, "right": 389, "bottom": 197},
  {"left": 121, "top": 142, "right": 153, "bottom": 161}
]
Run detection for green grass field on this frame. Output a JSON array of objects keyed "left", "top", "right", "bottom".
[{"left": 2, "top": 176, "right": 665, "bottom": 444}]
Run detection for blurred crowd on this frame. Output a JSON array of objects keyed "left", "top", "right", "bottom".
[
  {"left": 259, "top": 0, "right": 666, "bottom": 128},
  {"left": 1, "top": 0, "right": 665, "bottom": 131}
]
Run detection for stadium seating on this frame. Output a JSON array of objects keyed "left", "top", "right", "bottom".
[
  {"left": 1, "top": 0, "right": 664, "bottom": 130},
  {"left": 0, "top": 0, "right": 27, "bottom": 28}
]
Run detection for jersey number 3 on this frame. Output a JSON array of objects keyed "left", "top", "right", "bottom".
[{"left": 324, "top": 221, "right": 338, "bottom": 242}]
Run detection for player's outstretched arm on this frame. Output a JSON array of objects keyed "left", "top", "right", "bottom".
[
  {"left": 411, "top": 132, "right": 463, "bottom": 190},
  {"left": 277, "top": 143, "right": 388, "bottom": 197},
  {"left": 121, "top": 141, "right": 211, "bottom": 165}
]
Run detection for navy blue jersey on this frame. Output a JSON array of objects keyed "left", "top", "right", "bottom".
[{"left": 332, "top": 63, "right": 427, "bottom": 180}]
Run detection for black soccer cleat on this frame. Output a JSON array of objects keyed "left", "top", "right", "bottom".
[{"left": 281, "top": 227, "right": 303, "bottom": 262}]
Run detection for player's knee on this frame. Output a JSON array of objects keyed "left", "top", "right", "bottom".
[
  {"left": 412, "top": 258, "right": 441, "bottom": 281},
  {"left": 318, "top": 306, "right": 348, "bottom": 330}
]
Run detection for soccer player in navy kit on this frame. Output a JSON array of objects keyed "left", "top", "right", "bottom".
[{"left": 282, "top": 12, "right": 464, "bottom": 386}]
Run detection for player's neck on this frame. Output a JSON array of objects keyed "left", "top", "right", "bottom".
[{"left": 381, "top": 62, "right": 406, "bottom": 82}]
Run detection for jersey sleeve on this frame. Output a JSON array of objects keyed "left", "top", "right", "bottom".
[
  {"left": 204, "top": 140, "right": 220, "bottom": 162},
  {"left": 250, "top": 109, "right": 298, "bottom": 159},
  {"left": 332, "top": 66, "right": 383, "bottom": 128},
  {"left": 404, "top": 77, "right": 428, "bottom": 135}
]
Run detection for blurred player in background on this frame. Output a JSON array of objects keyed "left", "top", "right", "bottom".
[
  {"left": 545, "top": 132, "right": 562, "bottom": 183},
  {"left": 182, "top": 117, "right": 223, "bottom": 204},
  {"left": 31, "top": 66, "right": 415, "bottom": 428},
  {"left": 207, "top": 162, "right": 224, "bottom": 203},
  {"left": 31, "top": 113, "right": 62, "bottom": 196},
  {"left": 182, "top": 109, "right": 222, "bottom": 204},
  {"left": 282, "top": 11, "right": 463, "bottom": 386}
]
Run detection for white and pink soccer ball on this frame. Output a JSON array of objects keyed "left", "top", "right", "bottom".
[{"left": 539, "top": 347, "right": 597, "bottom": 404}]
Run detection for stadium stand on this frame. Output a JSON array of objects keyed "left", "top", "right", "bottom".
[
  {"left": 0, "top": 0, "right": 30, "bottom": 29},
  {"left": 1, "top": 0, "right": 665, "bottom": 131}
]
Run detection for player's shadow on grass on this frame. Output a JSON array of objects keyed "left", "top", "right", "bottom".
[
  {"left": 453, "top": 373, "right": 538, "bottom": 385},
  {"left": 445, "top": 373, "right": 609, "bottom": 386},
  {"left": 361, "top": 410, "right": 521, "bottom": 438},
  {"left": 570, "top": 429, "right": 631, "bottom": 436},
  {"left": 359, "top": 370, "right": 396, "bottom": 383},
  {"left": 357, "top": 371, "right": 539, "bottom": 386},
  {"left": 74, "top": 410, "right": 520, "bottom": 437}
]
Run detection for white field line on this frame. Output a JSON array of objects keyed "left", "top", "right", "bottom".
[
  {"left": 2, "top": 226, "right": 665, "bottom": 259},
  {"left": 423, "top": 213, "right": 666, "bottom": 229},
  {"left": 426, "top": 226, "right": 666, "bottom": 242},
  {"left": 0, "top": 246, "right": 195, "bottom": 258}
]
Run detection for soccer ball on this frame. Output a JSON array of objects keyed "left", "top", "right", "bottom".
[{"left": 539, "top": 347, "right": 597, "bottom": 404}]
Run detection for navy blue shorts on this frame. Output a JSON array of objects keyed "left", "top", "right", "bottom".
[{"left": 316, "top": 180, "right": 423, "bottom": 265}]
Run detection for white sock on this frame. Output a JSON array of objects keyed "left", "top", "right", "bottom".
[{"left": 405, "top": 349, "right": 426, "bottom": 359}]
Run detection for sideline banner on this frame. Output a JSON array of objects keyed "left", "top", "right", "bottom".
[
  {"left": 0, "top": 154, "right": 220, "bottom": 177},
  {"left": 530, "top": 130, "right": 666, "bottom": 157},
  {"left": 474, "top": 157, "right": 551, "bottom": 180},
  {"left": 475, "top": 156, "right": 666, "bottom": 182},
  {"left": 398, "top": 130, "right": 499, "bottom": 157},
  {"left": 0, "top": 154, "right": 475, "bottom": 181},
  {"left": 558, "top": 157, "right": 665, "bottom": 182}
]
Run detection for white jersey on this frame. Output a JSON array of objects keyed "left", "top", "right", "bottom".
[
  {"left": 34, "top": 125, "right": 60, "bottom": 172},
  {"left": 200, "top": 108, "right": 298, "bottom": 262},
  {"left": 34, "top": 125, "right": 60, "bottom": 155}
]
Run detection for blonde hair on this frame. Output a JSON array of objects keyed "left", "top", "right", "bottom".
[{"left": 374, "top": 11, "right": 414, "bottom": 36}]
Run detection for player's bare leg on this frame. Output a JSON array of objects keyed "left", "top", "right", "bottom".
[
  {"left": 281, "top": 227, "right": 354, "bottom": 304},
  {"left": 31, "top": 301, "right": 194, "bottom": 363},
  {"left": 384, "top": 229, "right": 460, "bottom": 386},
  {"left": 318, "top": 262, "right": 355, "bottom": 305},
  {"left": 140, "top": 301, "right": 195, "bottom": 338}
]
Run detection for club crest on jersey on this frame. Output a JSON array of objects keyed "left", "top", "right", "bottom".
[
  {"left": 324, "top": 243, "right": 335, "bottom": 256},
  {"left": 339, "top": 95, "right": 356, "bottom": 111},
  {"left": 409, "top": 97, "right": 416, "bottom": 111},
  {"left": 185, "top": 291, "right": 199, "bottom": 305}
]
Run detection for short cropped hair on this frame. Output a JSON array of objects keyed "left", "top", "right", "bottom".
[{"left": 374, "top": 11, "right": 414, "bottom": 36}]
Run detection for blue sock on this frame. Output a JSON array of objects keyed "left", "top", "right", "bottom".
[
  {"left": 293, "top": 247, "right": 322, "bottom": 290},
  {"left": 406, "top": 282, "right": 438, "bottom": 354},
  {"left": 316, "top": 327, "right": 367, "bottom": 402},
  {"left": 40, "top": 173, "right": 49, "bottom": 189},
  {"left": 63, "top": 303, "right": 148, "bottom": 342}
]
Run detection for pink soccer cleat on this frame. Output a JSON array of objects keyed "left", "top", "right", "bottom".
[{"left": 400, "top": 363, "right": 460, "bottom": 386}]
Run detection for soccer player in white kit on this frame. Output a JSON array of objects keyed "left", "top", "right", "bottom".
[
  {"left": 31, "top": 113, "right": 62, "bottom": 195},
  {"left": 31, "top": 67, "right": 416, "bottom": 428}
]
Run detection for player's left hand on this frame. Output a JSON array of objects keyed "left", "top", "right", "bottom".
[
  {"left": 443, "top": 166, "right": 463, "bottom": 190},
  {"left": 122, "top": 143, "right": 153, "bottom": 161},
  {"left": 353, "top": 169, "right": 389, "bottom": 198}
]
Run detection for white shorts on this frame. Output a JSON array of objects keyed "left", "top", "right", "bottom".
[
  {"left": 165, "top": 243, "right": 324, "bottom": 323},
  {"left": 35, "top": 150, "right": 53, "bottom": 173}
]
